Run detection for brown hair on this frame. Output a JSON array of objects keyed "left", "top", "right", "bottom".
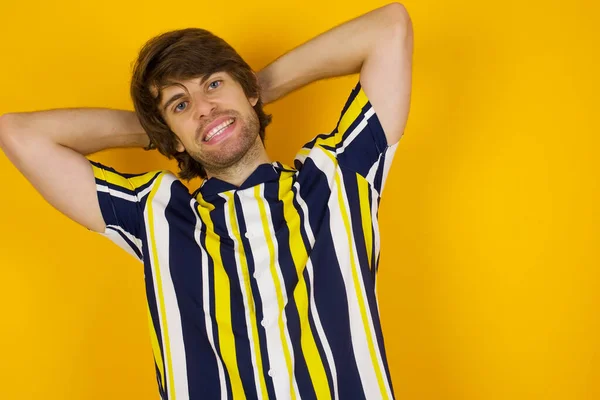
[{"left": 130, "top": 28, "right": 272, "bottom": 180}]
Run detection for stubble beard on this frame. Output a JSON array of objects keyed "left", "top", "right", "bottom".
[{"left": 189, "top": 110, "right": 262, "bottom": 177}]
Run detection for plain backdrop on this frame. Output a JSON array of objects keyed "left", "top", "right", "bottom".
[{"left": 0, "top": 0, "right": 598, "bottom": 398}]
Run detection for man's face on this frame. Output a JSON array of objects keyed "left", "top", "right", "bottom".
[{"left": 156, "top": 71, "right": 261, "bottom": 173}]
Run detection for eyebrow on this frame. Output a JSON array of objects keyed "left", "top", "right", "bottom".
[
  {"left": 160, "top": 74, "right": 216, "bottom": 114},
  {"left": 162, "top": 92, "right": 187, "bottom": 114}
]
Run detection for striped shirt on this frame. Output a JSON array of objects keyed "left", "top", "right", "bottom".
[{"left": 90, "top": 80, "right": 398, "bottom": 400}]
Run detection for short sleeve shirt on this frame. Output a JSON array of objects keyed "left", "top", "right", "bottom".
[{"left": 91, "top": 80, "right": 399, "bottom": 400}]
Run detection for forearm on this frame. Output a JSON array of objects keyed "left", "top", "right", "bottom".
[
  {"left": 257, "top": 3, "right": 406, "bottom": 104},
  {"left": 0, "top": 108, "right": 149, "bottom": 155}
]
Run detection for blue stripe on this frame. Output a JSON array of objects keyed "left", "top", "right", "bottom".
[
  {"left": 344, "top": 171, "right": 394, "bottom": 396},
  {"left": 265, "top": 177, "right": 316, "bottom": 399},
  {"left": 203, "top": 194, "right": 235, "bottom": 399},
  {"left": 234, "top": 194, "right": 278, "bottom": 400},
  {"left": 219, "top": 193, "right": 256, "bottom": 399},
  {"left": 90, "top": 160, "right": 153, "bottom": 178},
  {"left": 165, "top": 183, "right": 223, "bottom": 399},
  {"left": 291, "top": 179, "right": 337, "bottom": 395},
  {"left": 297, "top": 158, "right": 367, "bottom": 399},
  {"left": 141, "top": 224, "right": 168, "bottom": 398},
  {"left": 91, "top": 79, "right": 398, "bottom": 399}
]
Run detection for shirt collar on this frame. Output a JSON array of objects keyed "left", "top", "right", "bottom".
[{"left": 194, "top": 162, "right": 296, "bottom": 197}]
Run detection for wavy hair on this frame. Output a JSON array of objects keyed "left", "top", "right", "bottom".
[{"left": 130, "top": 28, "right": 272, "bottom": 180}]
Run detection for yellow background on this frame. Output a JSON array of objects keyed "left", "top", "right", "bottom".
[{"left": 1, "top": 0, "right": 598, "bottom": 398}]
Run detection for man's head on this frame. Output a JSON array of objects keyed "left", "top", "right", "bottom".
[{"left": 130, "top": 28, "right": 272, "bottom": 180}]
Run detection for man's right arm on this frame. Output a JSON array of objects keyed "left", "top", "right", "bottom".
[{"left": 0, "top": 109, "right": 150, "bottom": 233}]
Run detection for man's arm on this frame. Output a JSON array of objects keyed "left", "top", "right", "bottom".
[
  {"left": 0, "top": 109, "right": 150, "bottom": 232},
  {"left": 257, "top": 2, "right": 413, "bottom": 145}
]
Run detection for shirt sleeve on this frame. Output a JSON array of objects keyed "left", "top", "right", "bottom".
[
  {"left": 294, "top": 80, "right": 399, "bottom": 195},
  {"left": 90, "top": 160, "right": 161, "bottom": 262}
]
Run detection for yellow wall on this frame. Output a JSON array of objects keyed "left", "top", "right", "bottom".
[{"left": 1, "top": 0, "right": 598, "bottom": 398}]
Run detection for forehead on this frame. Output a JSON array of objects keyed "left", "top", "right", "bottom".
[{"left": 150, "top": 71, "right": 232, "bottom": 100}]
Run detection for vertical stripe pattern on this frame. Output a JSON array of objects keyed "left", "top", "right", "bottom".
[{"left": 90, "top": 80, "right": 399, "bottom": 399}]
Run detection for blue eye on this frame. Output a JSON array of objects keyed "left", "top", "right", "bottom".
[
  {"left": 171, "top": 80, "right": 221, "bottom": 114},
  {"left": 174, "top": 101, "right": 187, "bottom": 113},
  {"left": 209, "top": 80, "right": 222, "bottom": 89}
]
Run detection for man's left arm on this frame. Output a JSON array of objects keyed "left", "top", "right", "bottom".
[{"left": 256, "top": 2, "right": 413, "bottom": 145}]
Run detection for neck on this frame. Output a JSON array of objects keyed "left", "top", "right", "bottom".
[{"left": 204, "top": 136, "right": 271, "bottom": 187}]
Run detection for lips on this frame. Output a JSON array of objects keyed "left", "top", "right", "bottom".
[{"left": 202, "top": 116, "right": 235, "bottom": 141}]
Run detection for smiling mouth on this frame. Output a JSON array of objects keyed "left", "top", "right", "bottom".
[{"left": 204, "top": 118, "right": 235, "bottom": 142}]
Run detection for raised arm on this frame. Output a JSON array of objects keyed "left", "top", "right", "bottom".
[
  {"left": 257, "top": 2, "right": 413, "bottom": 145},
  {"left": 0, "top": 108, "right": 150, "bottom": 232}
]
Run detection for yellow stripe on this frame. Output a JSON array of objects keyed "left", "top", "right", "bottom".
[
  {"left": 278, "top": 173, "right": 332, "bottom": 400},
  {"left": 313, "top": 134, "right": 338, "bottom": 149},
  {"left": 146, "top": 173, "right": 177, "bottom": 399},
  {"left": 255, "top": 185, "right": 296, "bottom": 400},
  {"left": 92, "top": 164, "right": 157, "bottom": 191},
  {"left": 224, "top": 191, "right": 269, "bottom": 399},
  {"left": 196, "top": 193, "right": 246, "bottom": 400},
  {"left": 337, "top": 88, "right": 369, "bottom": 137},
  {"left": 147, "top": 305, "right": 165, "bottom": 391},
  {"left": 128, "top": 172, "right": 161, "bottom": 190},
  {"left": 357, "top": 176, "right": 373, "bottom": 268},
  {"left": 334, "top": 172, "right": 388, "bottom": 399},
  {"left": 313, "top": 87, "right": 370, "bottom": 151}
]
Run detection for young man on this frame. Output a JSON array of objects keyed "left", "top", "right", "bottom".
[{"left": 0, "top": 3, "right": 413, "bottom": 399}]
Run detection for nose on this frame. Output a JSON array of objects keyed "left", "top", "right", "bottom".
[{"left": 191, "top": 93, "right": 217, "bottom": 120}]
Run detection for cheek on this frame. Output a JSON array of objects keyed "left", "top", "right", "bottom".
[{"left": 172, "top": 121, "right": 197, "bottom": 147}]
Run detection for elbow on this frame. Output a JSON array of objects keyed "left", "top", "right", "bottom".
[
  {"left": 383, "top": 3, "right": 413, "bottom": 37},
  {"left": 384, "top": 2, "right": 409, "bottom": 18},
  {"left": 0, "top": 113, "right": 29, "bottom": 151}
]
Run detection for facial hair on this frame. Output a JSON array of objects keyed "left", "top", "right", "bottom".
[{"left": 187, "top": 108, "right": 262, "bottom": 175}]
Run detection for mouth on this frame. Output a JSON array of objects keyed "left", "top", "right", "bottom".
[{"left": 203, "top": 117, "right": 236, "bottom": 144}]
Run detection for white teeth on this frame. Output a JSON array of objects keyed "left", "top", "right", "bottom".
[{"left": 204, "top": 118, "right": 234, "bottom": 141}]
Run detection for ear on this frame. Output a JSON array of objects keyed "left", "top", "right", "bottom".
[
  {"left": 175, "top": 138, "right": 185, "bottom": 153},
  {"left": 250, "top": 70, "right": 260, "bottom": 106}
]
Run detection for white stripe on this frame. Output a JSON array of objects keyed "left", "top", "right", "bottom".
[
  {"left": 97, "top": 183, "right": 138, "bottom": 202},
  {"left": 370, "top": 185, "right": 382, "bottom": 304},
  {"left": 139, "top": 183, "right": 154, "bottom": 199},
  {"left": 336, "top": 170, "right": 394, "bottom": 399},
  {"left": 365, "top": 142, "right": 397, "bottom": 193},
  {"left": 104, "top": 224, "right": 143, "bottom": 257},
  {"left": 365, "top": 158, "right": 381, "bottom": 190},
  {"left": 237, "top": 186, "right": 299, "bottom": 399},
  {"left": 328, "top": 172, "right": 382, "bottom": 399},
  {"left": 380, "top": 143, "right": 398, "bottom": 193},
  {"left": 310, "top": 148, "right": 380, "bottom": 395},
  {"left": 309, "top": 148, "right": 391, "bottom": 398},
  {"left": 336, "top": 106, "right": 376, "bottom": 155},
  {"left": 219, "top": 192, "right": 264, "bottom": 399},
  {"left": 256, "top": 185, "right": 301, "bottom": 398},
  {"left": 101, "top": 227, "right": 140, "bottom": 260},
  {"left": 145, "top": 174, "right": 189, "bottom": 399},
  {"left": 290, "top": 175, "right": 339, "bottom": 400},
  {"left": 371, "top": 185, "right": 382, "bottom": 276},
  {"left": 190, "top": 198, "right": 227, "bottom": 400}
]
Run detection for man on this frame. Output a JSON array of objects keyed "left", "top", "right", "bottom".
[{"left": 0, "top": 3, "right": 413, "bottom": 399}]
